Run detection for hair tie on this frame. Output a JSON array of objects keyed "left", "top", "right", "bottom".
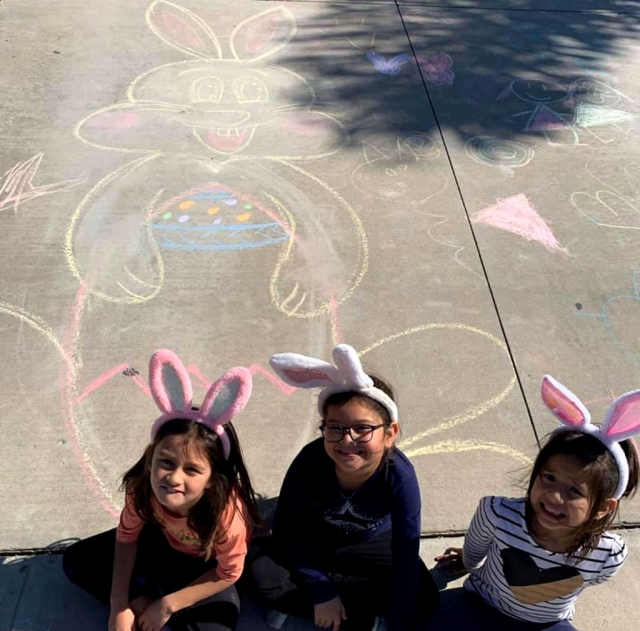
[
  {"left": 541, "top": 375, "right": 640, "bottom": 499},
  {"left": 270, "top": 344, "right": 398, "bottom": 422},
  {"left": 149, "top": 349, "right": 252, "bottom": 460}
]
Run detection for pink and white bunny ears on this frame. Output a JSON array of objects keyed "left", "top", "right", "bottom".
[
  {"left": 149, "top": 350, "right": 252, "bottom": 460},
  {"left": 269, "top": 344, "right": 398, "bottom": 422},
  {"left": 541, "top": 375, "right": 640, "bottom": 499}
]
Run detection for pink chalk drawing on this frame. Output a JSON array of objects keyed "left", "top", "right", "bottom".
[
  {"left": 0, "top": 153, "right": 85, "bottom": 213},
  {"left": 416, "top": 53, "right": 455, "bottom": 86},
  {"left": 472, "top": 193, "right": 564, "bottom": 252},
  {"left": 503, "top": 78, "right": 636, "bottom": 146},
  {"left": 365, "top": 49, "right": 455, "bottom": 85}
]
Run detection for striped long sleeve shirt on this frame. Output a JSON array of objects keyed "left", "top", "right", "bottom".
[{"left": 462, "top": 496, "right": 627, "bottom": 623}]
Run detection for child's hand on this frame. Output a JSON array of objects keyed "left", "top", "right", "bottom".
[
  {"left": 314, "top": 596, "right": 347, "bottom": 630},
  {"left": 108, "top": 607, "right": 136, "bottom": 631},
  {"left": 434, "top": 547, "right": 468, "bottom": 578},
  {"left": 137, "top": 598, "right": 173, "bottom": 631}
]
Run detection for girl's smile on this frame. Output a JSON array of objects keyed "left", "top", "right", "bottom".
[
  {"left": 530, "top": 454, "right": 592, "bottom": 536},
  {"left": 322, "top": 400, "right": 398, "bottom": 485},
  {"left": 150, "top": 435, "right": 212, "bottom": 515}
]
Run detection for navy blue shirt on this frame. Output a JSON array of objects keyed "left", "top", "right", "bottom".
[{"left": 273, "top": 438, "right": 422, "bottom": 631}]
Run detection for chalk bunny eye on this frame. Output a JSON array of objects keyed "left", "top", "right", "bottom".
[
  {"left": 233, "top": 77, "right": 268, "bottom": 103},
  {"left": 191, "top": 77, "right": 224, "bottom": 103},
  {"left": 385, "top": 168, "right": 396, "bottom": 177}
]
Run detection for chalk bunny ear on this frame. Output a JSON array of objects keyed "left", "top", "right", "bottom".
[
  {"left": 147, "top": 1, "right": 222, "bottom": 59},
  {"left": 332, "top": 344, "right": 372, "bottom": 390},
  {"left": 230, "top": 6, "right": 297, "bottom": 62},
  {"left": 541, "top": 375, "right": 591, "bottom": 428},
  {"left": 201, "top": 367, "right": 253, "bottom": 427},
  {"left": 149, "top": 349, "right": 193, "bottom": 414},
  {"left": 602, "top": 389, "right": 640, "bottom": 442},
  {"left": 270, "top": 353, "right": 341, "bottom": 388}
]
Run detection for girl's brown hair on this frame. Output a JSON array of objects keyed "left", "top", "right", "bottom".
[
  {"left": 121, "top": 418, "right": 261, "bottom": 559},
  {"left": 525, "top": 430, "right": 639, "bottom": 559}
]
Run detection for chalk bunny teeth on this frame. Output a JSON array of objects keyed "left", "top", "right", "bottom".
[
  {"left": 149, "top": 349, "right": 252, "bottom": 459},
  {"left": 541, "top": 375, "right": 640, "bottom": 498}
]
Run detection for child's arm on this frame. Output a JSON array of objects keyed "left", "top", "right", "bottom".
[
  {"left": 461, "top": 496, "right": 497, "bottom": 570},
  {"left": 110, "top": 494, "right": 146, "bottom": 631},
  {"left": 109, "top": 540, "right": 138, "bottom": 631},
  {"left": 435, "top": 497, "right": 496, "bottom": 576},
  {"left": 590, "top": 534, "right": 628, "bottom": 586},
  {"left": 387, "top": 460, "right": 422, "bottom": 631}
]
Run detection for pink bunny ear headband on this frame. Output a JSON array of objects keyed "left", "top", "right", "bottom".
[
  {"left": 541, "top": 375, "right": 640, "bottom": 499},
  {"left": 149, "top": 349, "right": 252, "bottom": 460},
  {"left": 270, "top": 344, "right": 398, "bottom": 422}
]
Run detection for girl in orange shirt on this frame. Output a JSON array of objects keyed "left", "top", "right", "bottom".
[{"left": 63, "top": 349, "right": 260, "bottom": 631}]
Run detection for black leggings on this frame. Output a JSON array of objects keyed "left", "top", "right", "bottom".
[
  {"left": 248, "top": 533, "right": 440, "bottom": 631},
  {"left": 63, "top": 526, "right": 240, "bottom": 631}
]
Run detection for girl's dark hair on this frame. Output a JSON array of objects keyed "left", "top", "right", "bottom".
[
  {"left": 121, "top": 418, "right": 261, "bottom": 559},
  {"left": 320, "top": 374, "right": 397, "bottom": 465},
  {"left": 526, "top": 430, "right": 639, "bottom": 558}
]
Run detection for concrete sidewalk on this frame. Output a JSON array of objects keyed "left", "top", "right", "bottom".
[
  {"left": 3, "top": 535, "right": 639, "bottom": 630},
  {"left": 2, "top": 0, "right": 640, "bottom": 628}
]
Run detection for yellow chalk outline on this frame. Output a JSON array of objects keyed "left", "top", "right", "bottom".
[
  {"left": 360, "top": 324, "right": 518, "bottom": 453},
  {"left": 65, "top": 155, "right": 165, "bottom": 304},
  {"left": 265, "top": 159, "right": 369, "bottom": 318},
  {"left": 405, "top": 439, "right": 532, "bottom": 464}
]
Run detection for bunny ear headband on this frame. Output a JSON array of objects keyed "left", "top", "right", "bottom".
[
  {"left": 149, "top": 349, "right": 252, "bottom": 460},
  {"left": 541, "top": 375, "right": 640, "bottom": 499},
  {"left": 269, "top": 344, "right": 398, "bottom": 422}
]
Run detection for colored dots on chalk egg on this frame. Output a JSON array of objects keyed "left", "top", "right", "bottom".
[
  {"left": 213, "top": 218, "right": 222, "bottom": 225},
  {"left": 207, "top": 206, "right": 219, "bottom": 215},
  {"left": 162, "top": 212, "right": 172, "bottom": 220},
  {"left": 236, "top": 212, "right": 251, "bottom": 222},
  {"left": 244, "top": 204, "right": 252, "bottom": 210},
  {"left": 179, "top": 201, "right": 196, "bottom": 210},
  {"left": 178, "top": 215, "right": 190, "bottom": 223}
]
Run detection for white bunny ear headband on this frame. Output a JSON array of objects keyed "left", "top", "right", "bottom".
[
  {"left": 541, "top": 375, "right": 640, "bottom": 499},
  {"left": 149, "top": 349, "right": 252, "bottom": 460},
  {"left": 269, "top": 344, "right": 398, "bottom": 422}
]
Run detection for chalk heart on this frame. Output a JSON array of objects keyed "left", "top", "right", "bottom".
[{"left": 604, "top": 296, "right": 640, "bottom": 363}]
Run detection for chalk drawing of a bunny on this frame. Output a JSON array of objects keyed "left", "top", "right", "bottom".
[{"left": 68, "top": 1, "right": 368, "bottom": 319}]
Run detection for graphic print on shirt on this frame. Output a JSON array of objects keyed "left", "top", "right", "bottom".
[
  {"left": 322, "top": 497, "right": 385, "bottom": 535},
  {"left": 501, "top": 548, "right": 584, "bottom": 604},
  {"left": 154, "top": 511, "right": 201, "bottom": 548}
]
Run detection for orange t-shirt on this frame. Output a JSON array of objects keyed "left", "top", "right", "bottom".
[{"left": 116, "top": 492, "right": 252, "bottom": 582}]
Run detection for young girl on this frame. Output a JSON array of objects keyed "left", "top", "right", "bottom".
[
  {"left": 433, "top": 374, "right": 640, "bottom": 631},
  {"left": 249, "top": 344, "right": 440, "bottom": 631},
  {"left": 63, "top": 349, "right": 260, "bottom": 631}
]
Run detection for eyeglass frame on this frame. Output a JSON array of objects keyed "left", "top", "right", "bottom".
[{"left": 319, "top": 423, "right": 390, "bottom": 443}]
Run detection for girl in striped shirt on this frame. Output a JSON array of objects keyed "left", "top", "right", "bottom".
[{"left": 432, "top": 375, "right": 640, "bottom": 630}]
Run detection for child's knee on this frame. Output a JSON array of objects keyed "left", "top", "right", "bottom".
[{"left": 247, "top": 555, "right": 296, "bottom": 601}]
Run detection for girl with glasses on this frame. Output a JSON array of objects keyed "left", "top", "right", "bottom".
[{"left": 249, "top": 344, "right": 440, "bottom": 631}]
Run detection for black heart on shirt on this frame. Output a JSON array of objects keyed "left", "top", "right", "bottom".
[{"left": 501, "top": 548, "right": 584, "bottom": 605}]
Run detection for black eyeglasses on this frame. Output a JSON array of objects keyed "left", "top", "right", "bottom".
[{"left": 320, "top": 423, "right": 387, "bottom": 443}]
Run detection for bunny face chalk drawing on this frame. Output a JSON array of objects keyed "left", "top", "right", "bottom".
[
  {"left": 69, "top": 1, "right": 368, "bottom": 318},
  {"left": 351, "top": 133, "right": 448, "bottom": 206}
]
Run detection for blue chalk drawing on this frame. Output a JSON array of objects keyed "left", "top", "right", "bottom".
[
  {"left": 577, "top": 271, "right": 640, "bottom": 367},
  {"left": 151, "top": 222, "right": 289, "bottom": 251}
]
